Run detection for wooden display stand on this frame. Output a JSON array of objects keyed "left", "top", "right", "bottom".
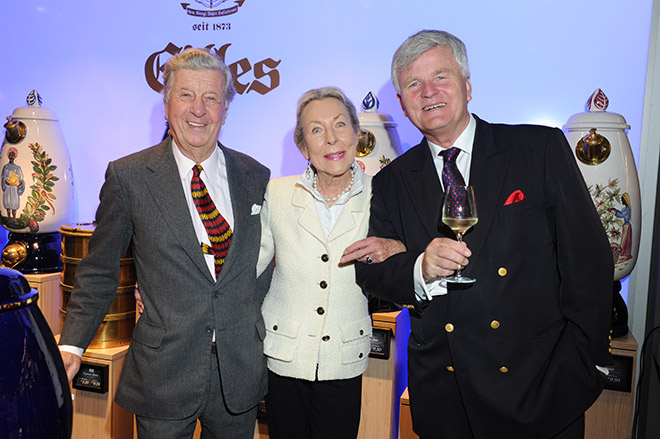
[
  {"left": 586, "top": 332, "right": 638, "bottom": 439},
  {"left": 399, "top": 388, "right": 418, "bottom": 439},
  {"left": 358, "top": 309, "right": 410, "bottom": 439},
  {"left": 25, "top": 271, "right": 62, "bottom": 335},
  {"left": 399, "top": 333, "right": 639, "bottom": 439},
  {"left": 68, "top": 341, "right": 133, "bottom": 439}
]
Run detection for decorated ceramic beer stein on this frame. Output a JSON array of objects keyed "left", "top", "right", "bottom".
[
  {"left": 563, "top": 89, "right": 641, "bottom": 281},
  {"left": 0, "top": 91, "right": 74, "bottom": 272},
  {"left": 1, "top": 90, "right": 74, "bottom": 235},
  {"left": 355, "top": 92, "right": 401, "bottom": 176}
]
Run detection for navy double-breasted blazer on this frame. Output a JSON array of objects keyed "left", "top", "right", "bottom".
[{"left": 356, "top": 116, "right": 613, "bottom": 439}]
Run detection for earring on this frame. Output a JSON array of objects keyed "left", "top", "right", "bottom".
[{"left": 305, "top": 161, "right": 313, "bottom": 179}]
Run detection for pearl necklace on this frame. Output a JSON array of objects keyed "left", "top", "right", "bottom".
[{"left": 313, "top": 166, "right": 356, "bottom": 202}]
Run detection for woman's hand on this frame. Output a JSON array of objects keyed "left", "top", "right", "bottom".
[
  {"left": 340, "top": 237, "right": 406, "bottom": 265},
  {"left": 135, "top": 285, "right": 144, "bottom": 318}
]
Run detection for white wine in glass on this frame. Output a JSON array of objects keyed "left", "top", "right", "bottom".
[{"left": 442, "top": 185, "right": 478, "bottom": 283}]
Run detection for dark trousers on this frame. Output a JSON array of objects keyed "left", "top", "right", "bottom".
[
  {"left": 136, "top": 349, "right": 257, "bottom": 439},
  {"left": 417, "top": 412, "right": 585, "bottom": 439},
  {"left": 265, "top": 370, "right": 362, "bottom": 439}
]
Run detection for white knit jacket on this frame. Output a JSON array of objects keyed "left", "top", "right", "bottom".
[{"left": 257, "top": 174, "right": 372, "bottom": 381}]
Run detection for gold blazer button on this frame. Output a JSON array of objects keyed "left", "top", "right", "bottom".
[
  {"left": 445, "top": 323, "right": 455, "bottom": 333},
  {"left": 490, "top": 320, "right": 500, "bottom": 329},
  {"left": 498, "top": 267, "right": 508, "bottom": 277},
  {"left": 499, "top": 366, "right": 509, "bottom": 373}
]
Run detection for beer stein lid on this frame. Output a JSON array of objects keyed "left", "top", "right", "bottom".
[
  {"left": 10, "top": 90, "right": 58, "bottom": 121},
  {"left": 563, "top": 88, "right": 630, "bottom": 131}
]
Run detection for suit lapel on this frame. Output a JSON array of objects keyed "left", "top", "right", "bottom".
[
  {"left": 220, "top": 143, "right": 261, "bottom": 283},
  {"left": 143, "top": 139, "right": 213, "bottom": 283},
  {"left": 402, "top": 140, "right": 445, "bottom": 239},
  {"left": 460, "top": 116, "right": 509, "bottom": 278}
]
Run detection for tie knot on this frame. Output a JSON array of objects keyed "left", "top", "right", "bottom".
[
  {"left": 439, "top": 147, "right": 461, "bottom": 163},
  {"left": 193, "top": 164, "right": 203, "bottom": 177}
]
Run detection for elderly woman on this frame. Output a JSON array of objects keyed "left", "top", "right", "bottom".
[{"left": 256, "top": 87, "right": 404, "bottom": 439}]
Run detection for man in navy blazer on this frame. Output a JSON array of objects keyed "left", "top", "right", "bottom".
[
  {"left": 59, "top": 48, "right": 270, "bottom": 438},
  {"left": 355, "top": 30, "right": 613, "bottom": 439}
]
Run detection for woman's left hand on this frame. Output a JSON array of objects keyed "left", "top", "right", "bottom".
[{"left": 340, "top": 237, "right": 406, "bottom": 265}]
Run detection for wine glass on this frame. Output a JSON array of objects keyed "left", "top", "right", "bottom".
[{"left": 442, "top": 185, "right": 478, "bottom": 283}]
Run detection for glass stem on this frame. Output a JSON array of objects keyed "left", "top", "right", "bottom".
[{"left": 455, "top": 232, "right": 464, "bottom": 278}]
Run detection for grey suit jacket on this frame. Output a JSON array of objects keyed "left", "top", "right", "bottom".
[{"left": 59, "top": 138, "right": 271, "bottom": 418}]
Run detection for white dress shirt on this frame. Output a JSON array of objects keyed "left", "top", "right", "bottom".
[{"left": 172, "top": 142, "right": 234, "bottom": 280}]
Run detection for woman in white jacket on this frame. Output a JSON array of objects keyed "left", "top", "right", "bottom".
[{"left": 257, "top": 87, "right": 404, "bottom": 439}]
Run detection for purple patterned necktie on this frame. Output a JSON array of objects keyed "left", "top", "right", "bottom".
[{"left": 439, "top": 147, "right": 467, "bottom": 215}]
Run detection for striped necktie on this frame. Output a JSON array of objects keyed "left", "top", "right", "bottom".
[
  {"left": 191, "top": 164, "right": 232, "bottom": 277},
  {"left": 439, "top": 147, "right": 467, "bottom": 215}
]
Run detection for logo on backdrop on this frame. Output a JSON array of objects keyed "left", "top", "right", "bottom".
[
  {"left": 181, "top": 0, "right": 245, "bottom": 18},
  {"left": 145, "top": 42, "right": 281, "bottom": 96}
]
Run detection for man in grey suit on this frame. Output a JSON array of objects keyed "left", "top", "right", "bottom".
[{"left": 59, "top": 48, "right": 271, "bottom": 438}]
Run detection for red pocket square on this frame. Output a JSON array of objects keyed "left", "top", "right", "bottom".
[{"left": 504, "top": 190, "right": 525, "bottom": 206}]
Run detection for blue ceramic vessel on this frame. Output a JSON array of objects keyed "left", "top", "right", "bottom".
[{"left": 0, "top": 267, "right": 72, "bottom": 438}]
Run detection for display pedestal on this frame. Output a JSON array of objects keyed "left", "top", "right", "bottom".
[
  {"left": 358, "top": 309, "right": 410, "bottom": 439},
  {"left": 65, "top": 340, "right": 134, "bottom": 439},
  {"left": 586, "top": 332, "right": 638, "bottom": 439},
  {"left": 399, "top": 388, "right": 417, "bottom": 439},
  {"left": 399, "top": 333, "right": 638, "bottom": 439},
  {"left": 25, "top": 271, "right": 62, "bottom": 334}
]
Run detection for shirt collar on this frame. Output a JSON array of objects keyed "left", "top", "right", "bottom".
[
  {"left": 172, "top": 140, "right": 223, "bottom": 180},
  {"left": 427, "top": 114, "right": 476, "bottom": 157}
]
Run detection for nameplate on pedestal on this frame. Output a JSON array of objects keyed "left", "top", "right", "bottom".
[
  {"left": 369, "top": 328, "right": 391, "bottom": 359},
  {"left": 603, "top": 354, "right": 633, "bottom": 393},
  {"left": 72, "top": 362, "right": 109, "bottom": 394}
]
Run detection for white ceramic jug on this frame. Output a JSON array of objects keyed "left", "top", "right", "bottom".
[
  {"left": 563, "top": 89, "right": 641, "bottom": 280},
  {"left": 356, "top": 92, "right": 401, "bottom": 176},
  {"left": 1, "top": 91, "right": 74, "bottom": 234}
]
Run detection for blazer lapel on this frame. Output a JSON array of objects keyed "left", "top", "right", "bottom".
[
  {"left": 402, "top": 140, "right": 445, "bottom": 239},
  {"left": 327, "top": 185, "right": 369, "bottom": 243},
  {"left": 460, "top": 116, "right": 509, "bottom": 277},
  {"left": 143, "top": 139, "right": 213, "bottom": 283},
  {"left": 292, "top": 184, "right": 327, "bottom": 245}
]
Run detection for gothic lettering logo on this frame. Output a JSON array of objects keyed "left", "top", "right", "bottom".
[{"left": 145, "top": 42, "right": 281, "bottom": 96}]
